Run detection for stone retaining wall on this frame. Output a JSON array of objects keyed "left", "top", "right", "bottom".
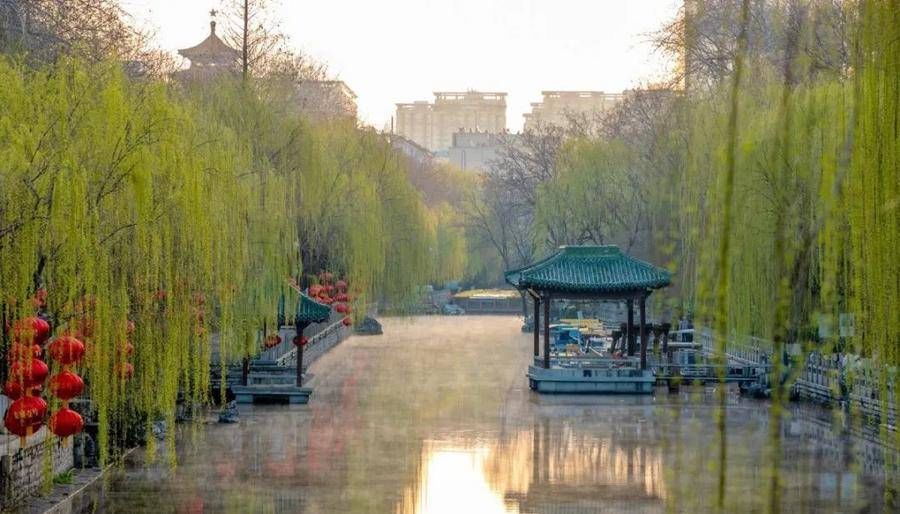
[{"left": 0, "top": 426, "right": 74, "bottom": 510}]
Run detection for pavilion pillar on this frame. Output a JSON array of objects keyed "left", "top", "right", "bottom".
[
  {"left": 296, "top": 321, "right": 310, "bottom": 387},
  {"left": 639, "top": 295, "right": 648, "bottom": 370},
  {"left": 661, "top": 322, "right": 671, "bottom": 361},
  {"left": 543, "top": 296, "right": 551, "bottom": 369},
  {"left": 626, "top": 299, "right": 635, "bottom": 356},
  {"left": 533, "top": 296, "right": 540, "bottom": 357}
]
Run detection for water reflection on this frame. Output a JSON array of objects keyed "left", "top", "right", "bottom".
[
  {"left": 62, "top": 316, "right": 893, "bottom": 514},
  {"left": 398, "top": 424, "right": 668, "bottom": 514},
  {"left": 398, "top": 441, "right": 518, "bottom": 514}
]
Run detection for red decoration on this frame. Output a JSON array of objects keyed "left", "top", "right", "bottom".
[
  {"left": 9, "top": 359, "right": 49, "bottom": 388},
  {"left": 342, "top": 316, "right": 352, "bottom": 327},
  {"left": 118, "top": 362, "right": 134, "bottom": 380},
  {"left": 3, "top": 380, "right": 24, "bottom": 400},
  {"left": 49, "top": 407, "right": 83, "bottom": 439},
  {"left": 13, "top": 316, "right": 51, "bottom": 346},
  {"left": 7, "top": 343, "right": 41, "bottom": 363},
  {"left": 335, "top": 303, "right": 348, "bottom": 314},
  {"left": 264, "top": 333, "right": 282, "bottom": 349},
  {"left": 292, "top": 335, "right": 309, "bottom": 347},
  {"left": 334, "top": 293, "right": 348, "bottom": 303},
  {"left": 47, "top": 335, "right": 86, "bottom": 365},
  {"left": 30, "top": 288, "right": 49, "bottom": 308},
  {"left": 308, "top": 285, "right": 323, "bottom": 297},
  {"left": 49, "top": 371, "right": 84, "bottom": 402},
  {"left": 4, "top": 396, "right": 47, "bottom": 438},
  {"left": 75, "top": 318, "right": 95, "bottom": 339},
  {"left": 335, "top": 280, "right": 348, "bottom": 292},
  {"left": 118, "top": 340, "right": 135, "bottom": 357}
]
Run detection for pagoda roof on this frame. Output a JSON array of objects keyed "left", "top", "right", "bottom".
[
  {"left": 178, "top": 22, "right": 240, "bottom": 61},
  {"left": 295, "top": 292, "right": 331, "bottom": 324},
  {"left": 505, "top": 245, "right": 671, "bottom": 297}
]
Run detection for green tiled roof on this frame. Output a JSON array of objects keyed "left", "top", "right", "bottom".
[
  {"left": 295, "top": 292, "right": 331, "bottom": 324},
  {"left": 505, "top": 245, "right": 671, "bottom": 295}
]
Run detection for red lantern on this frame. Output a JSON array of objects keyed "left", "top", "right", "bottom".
[
  {"left": 325, "top": 284, "right": 335, "bottom": 294},
  {"left": 264, "top": 334, "right": 282, "bottom": 349},
  {"left": 30, "top": 288, "right": 49, "bottom": 308},
  {"left": 334, "top": 293, "right": 348, "bottom": 303},
  {"left": 7, "top": 343, "right": 42, "bottom": 363},
  {"left": 335, "top": 280, "right": 348, "bottom": 292},
  {"left": 9, "top": 359, "right": 49, "bottom": 388},
  {"left": 292, "top": 335, "right": 309, "bottom": 347},
  {"left": 4, "top": 395, "right": 47, "bottom": 438},
  {"left": 75, "top": 318, "right": 95, "bottom": 339},
  {"left": 118, "top": 362, "right": 134, "bottom": 380},
  {"left": 118, "top": 340, "right": 135, "bottom": 357},
  {"left": 342, "top": 316, "right": 352, "bottom": 327},
  {"left": 49, "top": 371, "right": 84, "bottom": 402},
  {"left": 47, "top": 335, "right": 86, "bottom": 365},
  {"left": 49, "top": 407, "right": 83, "bottom": 439},
  {"left": 13, "top": 316, "right": 51, "bottom": 346},
  {"left": 335, "top": 303, "right": 348, "bottom": 314},
  {"left": 3, "top": 380, "right": 24, "bottom": 400},
  {"left": 308, "top": 285, "right": 323, "bottom": 297}
]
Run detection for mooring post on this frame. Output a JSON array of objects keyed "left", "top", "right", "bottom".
[
  {"left": 640, "top": 296, "right": 648, "bottom": 370},
  {"left": 533, "top": 296, "right": 540, "bottom": 357},
  {"left": 543, "top": 296, "right": 551, "bottom": 369}
]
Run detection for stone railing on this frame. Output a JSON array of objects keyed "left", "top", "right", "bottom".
[
  {"left": 696, "top": 328, "right": 896, "bottom": 427},
  {"left": 276, "top": 318, "right": 349, "bottom": 369}
]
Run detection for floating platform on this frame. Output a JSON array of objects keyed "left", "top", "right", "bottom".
[
  {"left": 232, "top": 384, "right": 311, "bottom": 404},
  {"left": 527, "top": 363, "right": 655, "bottom": 394}
]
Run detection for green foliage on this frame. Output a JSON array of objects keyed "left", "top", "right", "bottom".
[{"left": 0, "top": 56, "right": 451, "bottom": 463}]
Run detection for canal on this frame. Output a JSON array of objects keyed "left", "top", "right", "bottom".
[{"left": 77, "top": 316, "right": 890, "bottom": 513}]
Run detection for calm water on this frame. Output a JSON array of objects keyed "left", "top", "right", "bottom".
[{"left": 74, "top": 316, "right": 892, "bottom": 513}]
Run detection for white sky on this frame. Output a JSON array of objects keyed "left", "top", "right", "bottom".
[{"left": 121, "top": 0, "right": 680, "bottom": 131}]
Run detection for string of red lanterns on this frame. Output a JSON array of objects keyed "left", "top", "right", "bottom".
[
  {"left": 4, "top": 316, "right": 51, "bottom": 446},
  {"left": 46, "top": 333, "right": 86, "bottom": 444}
]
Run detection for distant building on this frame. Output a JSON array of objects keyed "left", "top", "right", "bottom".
[
  {"left": 395, "top": 101, "right": 434, "bottom": 150},
  {"left": 389, "top": 134, "right": 434, "bottom": 168},
  {"left": 295, "top": 80, "right": 358, "bottom": 121},
  {"left": 523, "top": 91, "right": 623, "bottom": 131},
  {"left": 175, "top": 17, "right": 239, "bottom": 82},
  {"left": 396, "top": 91, "right": 507, "bottom": 151},
  {"left": 448, "top": 131, "right": 503, "bottom": 173}
]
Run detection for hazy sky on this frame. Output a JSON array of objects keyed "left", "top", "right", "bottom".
[{"left": 122, "top": 0, "right": 680, "bottom": 131}]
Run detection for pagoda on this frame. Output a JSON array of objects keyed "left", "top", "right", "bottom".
[{"left": 176, "top": 11, "right": 239, "bottom": 82}]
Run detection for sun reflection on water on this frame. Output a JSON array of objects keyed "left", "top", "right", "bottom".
[
  {"left": 397, "top": 441, "right": 521, "bottom": 514},
  {"left": 396, "top": 428, "right": 667, "bottom": 514}
]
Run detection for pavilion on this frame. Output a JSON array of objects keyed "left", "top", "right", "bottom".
[{"left": 505, "top": 245, "right": 671, "bottom": 379}]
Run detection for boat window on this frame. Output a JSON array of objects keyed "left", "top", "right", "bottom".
[{"left": 583, "top": 370, "right": 592, "bottom": 378}]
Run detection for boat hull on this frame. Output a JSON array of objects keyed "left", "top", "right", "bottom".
[{"left": 527, "top": 365, "right": 655, "bottom": 394}]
